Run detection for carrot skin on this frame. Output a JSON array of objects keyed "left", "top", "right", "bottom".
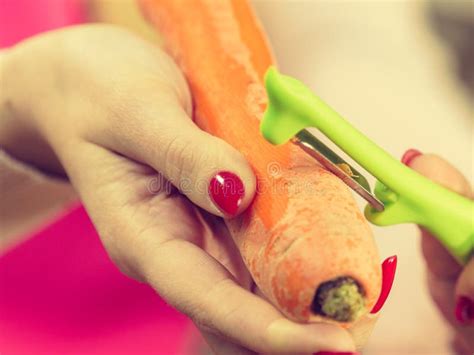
[{"left": 140, "top": 0, "right": 381, "bottom": 324}]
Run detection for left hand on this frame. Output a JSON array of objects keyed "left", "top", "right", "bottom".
[{"left": 0, "top": 24, "right": 382, "bottom": 354}]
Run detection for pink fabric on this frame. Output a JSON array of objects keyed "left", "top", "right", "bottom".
[
  {"left": 0, "top": 0, "right": 85, "bottom": 48},
  {"left": 0, "top": 205, "right": 190, "bottom": 354},
  {"left": 0, "top": 1, "right": 190, "bottom": 352}
]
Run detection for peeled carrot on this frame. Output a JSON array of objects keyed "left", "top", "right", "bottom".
[{"left": 140, "top": 0, "right": 382, "bottom": 325}]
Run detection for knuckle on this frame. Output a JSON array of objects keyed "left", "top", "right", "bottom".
[
  {"left": 162, "top": 135, "right": 208, "bottom": 186},
  {"left": 162, "top": 135, "right": 191, "bottom": 182}
]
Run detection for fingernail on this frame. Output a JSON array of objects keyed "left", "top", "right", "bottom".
[
  {"left": 209, "top": 171, "right": 245, "bottom": 216},
  {"left": 313, "top": 352, "right": 359, "bottom": 355},
  {"left": 455, "top": 296, "right": 474, "bottom": 325},
  {"left": 371, "top": 255, "right": 397, "bottom": 314},
  {"left": 401, "top": 149, "right": 422, "bottom": 166}
]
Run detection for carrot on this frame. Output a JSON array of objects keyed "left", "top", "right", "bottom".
[{"left": 140, "top": 0, "right": 381, "bottom": 325}]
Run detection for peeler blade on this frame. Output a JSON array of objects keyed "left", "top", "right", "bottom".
[{"left": 293, "top": 129, "right": 385, "bottom": 212}]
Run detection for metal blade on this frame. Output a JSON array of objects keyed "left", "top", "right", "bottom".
[{"left": 293, "top": 129, "right": 384, "bottom": 212}]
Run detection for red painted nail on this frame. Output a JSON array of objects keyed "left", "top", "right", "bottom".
[
  {"left": 455, "top": 296, "right": 474, "bottom": 325},
  {"left": 313, "top": 352, "right": 359, "bottom": 355},
  {"left": 209, "top": 171, "right": 245, "bottom": 216},
  {"left": 371, "top": 255, "right": 397, "bottom": 314},
  {"left": 401, "top": 149, "right": 422, "bottom": 166}
]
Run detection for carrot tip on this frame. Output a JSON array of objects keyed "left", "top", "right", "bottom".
[{"left": 311, "top": 276, "right": 366, "bottom": 322}]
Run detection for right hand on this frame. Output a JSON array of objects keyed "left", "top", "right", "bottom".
[
  {"left": 0, "top": 24, "right": 372, "bottom": 354},
  {"left": 403, "top": 151, "right": 473, "bottom": 354}
]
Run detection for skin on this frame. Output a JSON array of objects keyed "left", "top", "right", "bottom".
[
  {"left": 0, "top": 25, "right": 471, "bottom": 354},
  {"left": 0, "top": 25, "right": 357, "bottom": 354},
  {"left": 408, "top": 155, "right": 474, "bottom": 354}
]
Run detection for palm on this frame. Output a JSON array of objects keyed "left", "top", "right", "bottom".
[{"left": 95, "top": 155, "right": 252, "bottom": 290}]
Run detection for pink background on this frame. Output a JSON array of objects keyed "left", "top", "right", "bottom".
[
  {"left": 0, "top": 0, "right": 85, "bottom": 47},
  {"left": 0, "top": 1, "right": 189, "bottom": 353},
  {"left": 0, "top": 206, "right": 189, "bottom": 354}
]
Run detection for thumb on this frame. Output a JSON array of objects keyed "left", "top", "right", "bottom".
[
  {"left": 93, "top": 47, "right": 256, "bottom": 217},
  {"left": 157, "top": 112, "right": 257, "bottom": 218},
  {"left": 111, "top": 101, "right": 256, "bottom": 217},
  {"left": 402, "top": 150, "right": 472, "bottom": 278},
  {"left": 402, "top": 150, "right": 472, "bottom": 198}
]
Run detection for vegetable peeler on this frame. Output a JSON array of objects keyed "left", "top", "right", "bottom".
[{"left": 260, "top": 67, "right": 474, "bottom": 265}]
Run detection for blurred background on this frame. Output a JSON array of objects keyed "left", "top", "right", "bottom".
[{"left": 1, "top": 0, "right": 473, "bottom": 354}]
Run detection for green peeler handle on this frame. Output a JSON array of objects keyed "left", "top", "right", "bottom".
[{"left": 261, "top": 67, "right": 474, "bottom": 264}]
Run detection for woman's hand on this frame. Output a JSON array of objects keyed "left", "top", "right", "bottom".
[
  {"left": 0, "top": 24, "right": 372, "bottom": 354},
  {"left": 402, "top": 150, "right": 474, "bottom": 354}
]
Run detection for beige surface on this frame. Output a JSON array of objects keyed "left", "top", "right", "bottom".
[
  {"left": 253, "top": 0, "right": 473, "bottom": 354},
  {"left": 87, "top": 0, "right": 160, "bottom": 43}
]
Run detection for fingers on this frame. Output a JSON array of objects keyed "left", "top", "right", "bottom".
[
  {"left": 425, "top": 270, "right": 457, "bottom": 326},
  {"left": 427, "top": 269, "right": 474, "bottom": 351},
  {"left": 63, "top": 143, "right": 356, "bottom": 354},
  {"left": 420, "top": 228, "right": 461, "bottom": 280},
  {"left": 347, "top": 314, "right": 378, "bottom": 351},
  {"left": 454, "top": 258, "right": 474, "bottom": 325},
  {"left": 451, "top": 333, "right": 473, "bottom": 355},
  {"left": 403, "top": 150, "right": 474, "bottom": 331},
  {"left": 141, "top": 238, "right": 356, "bottom": 354},
  {"left": 256, "top": 274, "right": 378, "bottom": 352},
  {"left": 199, "top": 330, "right": 256, "bottom": 355},
  {"left": 199, "top": 211, "right": 253, "bottom": 288}
]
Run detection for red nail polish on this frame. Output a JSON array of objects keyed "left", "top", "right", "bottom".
[
  {"left": 401, "top": 149, "right": 422, "bottom": 166},
  {"left": 455, "top": 296, "right": 474, "bottom": 325},
  {"left": 313, "top": 352, "right": 358, "bottom": 355},
  {"left": 371, "top": 255, "right": 397, "bottom": 314},
  {"left": 209, "top": 171, "right": 245, "bottom": 216}
]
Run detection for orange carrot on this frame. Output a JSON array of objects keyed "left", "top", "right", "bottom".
[{"left": 140, "top": 0, "right": 381, "bottom": 325}]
